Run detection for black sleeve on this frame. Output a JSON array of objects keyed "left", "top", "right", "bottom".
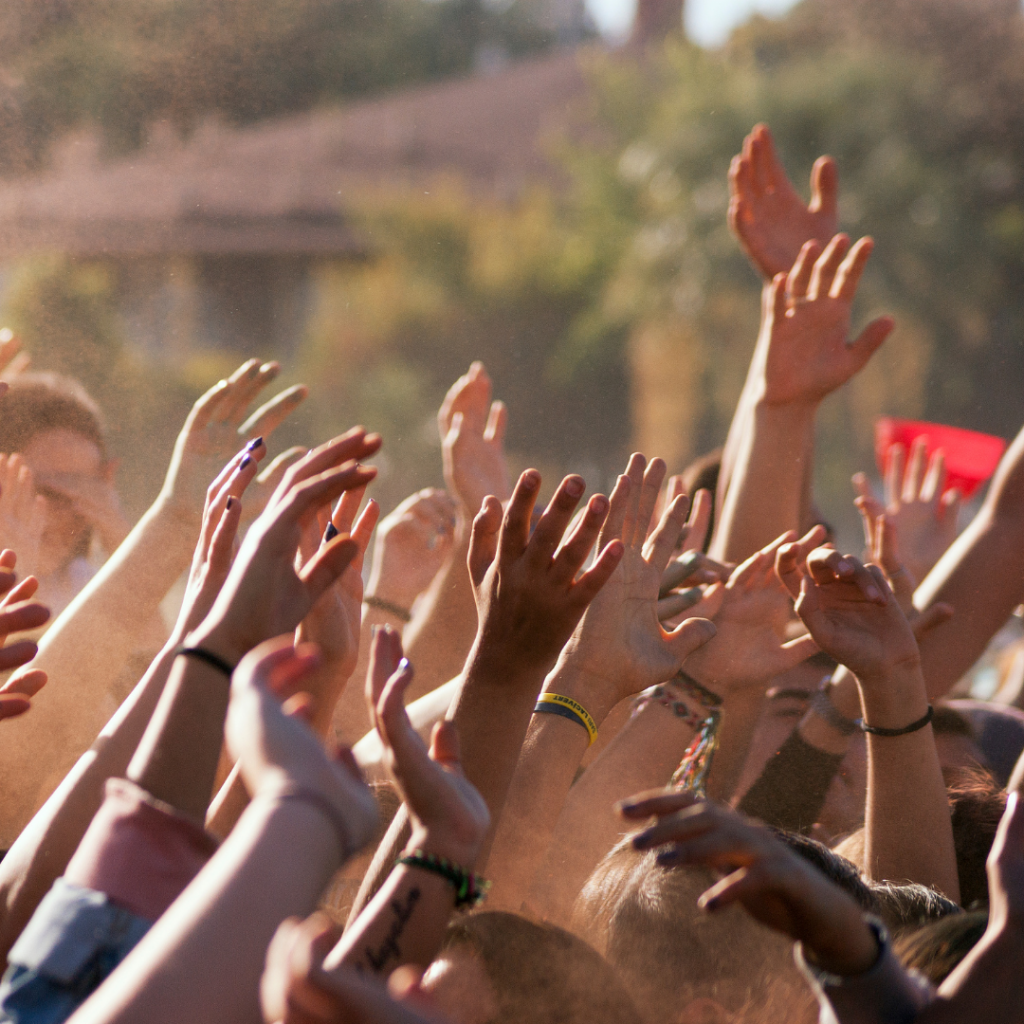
[{"left": 737, "top": 728, "right": 844, "bottom": 834}]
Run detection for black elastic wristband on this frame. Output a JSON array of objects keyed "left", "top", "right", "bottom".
[
  {"left": 533, "top": 700, "right": 591, "bottom": 734},
  {"left": 858, "top": 705, "right": 934, "bottom": 737},
  {"left": 175, "top": 645, "right": 236, "bottom": 679}
]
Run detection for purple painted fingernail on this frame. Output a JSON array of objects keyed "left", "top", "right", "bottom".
[
  {"left": 399, "top": 657, "right": 411, "bottom": 673},
  {"left": 239, "top": 455, "right": 252, "bottom": 470},
  {"left": 226, "top": 496, "right": 236, "bottom": 510},
  {"left": 246, "top": 436, "right": 263, "bottom": 452},
  {"left": 323, "top": 522, "right": 339, "bottom": 544}
]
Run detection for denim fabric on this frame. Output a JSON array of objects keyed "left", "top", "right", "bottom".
[{"left": 0, "top": 878, "right": 152, "bottom": 1024}]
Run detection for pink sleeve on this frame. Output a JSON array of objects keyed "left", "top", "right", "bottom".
[{"left": 65, "top": 778, "right": 219, "bottom": 922}]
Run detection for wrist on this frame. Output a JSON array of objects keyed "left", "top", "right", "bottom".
[
  {"left": 405, "top": 826, "right": 483, "bottom": 873},
  {"left": 184, "top": 621, "right": 248, "bottom": 669},
  {"left": 805, "top": 915, "right": 883, "bottom": 978},
  {"left": 543, "top": 659, "right": 618, "bottom": 726}
]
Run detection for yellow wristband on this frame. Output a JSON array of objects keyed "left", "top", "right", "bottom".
[{"left": 534, "top": 693, "right": 598, "bottom": 745}]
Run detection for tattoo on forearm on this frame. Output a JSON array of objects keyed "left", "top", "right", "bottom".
[{"left": 364, "top": 887, "right": 421, "bottom": 973}]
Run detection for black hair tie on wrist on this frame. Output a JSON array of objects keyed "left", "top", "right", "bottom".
[
  {"left": 858, "top": 705, "right": 933, "bottom": 737},
  {"left": 175, "top": 645, "right": 236, "bottom": 679}
]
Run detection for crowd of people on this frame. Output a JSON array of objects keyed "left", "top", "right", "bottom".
[{"left": 0, "top": 122, "right": 1023, "bottom": 1024}]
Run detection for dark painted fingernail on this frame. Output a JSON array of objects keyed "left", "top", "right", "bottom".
[
  {"left": 323, "top": 522, "right": 339, "bottom": 543},
  {"left": 676, "top": 587, "right": 702, "bottom": 608},
  {"left": 398, "top": 657, "right": 411, "bottom": 673},
  {"left": 246, "top": 436, "right": 263, "bottom": 452},
  {"left": 239, "top": 455, "right": 252, "bottom": 470},
  {"left": 226, "top": 496, "right": 236, "bottom": 510}
]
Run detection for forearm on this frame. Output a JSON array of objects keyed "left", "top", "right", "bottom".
[
  {"left": 0, "top": 643, "right": 180, "bottom": 959},
  {"left": 0, "top": 501, "right": 196, "bottom": 825},
  {"left": 528, "top": 698, "right": 699, "bottom": 926},
  {"left": 445, "top": 649, "right": 549, "bottom": 864},
  {"left": 710, "top": 399, "right": 816, "bottom": 563},
  {"left": 485, "top": 665, "right": 593, "bottom": 910},
  {"left": 917, "top": 926, "right": 1023, "bottom": 1024},
  {"left": 915, "top": 505, "right": 1024, "bottom": 700},
  {"left": 126, "top": 651, "right": 232, "bottom": 823},
  {"left": 402, "top": 536, "right": 478, "bottom": 702},
  {"left": 67, "top": 798, "right": 342, "bottom": 1024},
  {"left": 860, "top": 665, "right": 959, "bottom": 902},
  {"left": 326, "top": 865, "right": 455, "bottom": 976}
]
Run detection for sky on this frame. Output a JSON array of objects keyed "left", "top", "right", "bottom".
[{"left": 586, "top": 0, "right": 800, "bottom": 43}]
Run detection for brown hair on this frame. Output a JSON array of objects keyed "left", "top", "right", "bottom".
[
  {"left": 441, "top": 911, "right": 643, "bottom": 1024},
  {"left": 0, "top": 372, "right": 107, "bottom": 458},
  {"left": 947, "top": 766, "right": 1006, "bottom": 908},
  {"left": 894, "top": 911, "right": 987, "bottom": 983},
  {"left": 570, "top": 836, "right": 815, "bottom": 1023}
]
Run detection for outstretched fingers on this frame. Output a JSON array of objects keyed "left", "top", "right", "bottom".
[
  {"left": 551, "top": 492, "right": 610, "bottom": 583},
  {"left": 498, "top": 469, "right": 542, "bottom": 565},
  {"left": 468, "top": 496, "right": 503, "bottom": 588}
]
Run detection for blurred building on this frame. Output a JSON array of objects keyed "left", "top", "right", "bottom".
[
  {"left": 0, "top": 49, "right": 591, "bottom": 362},
  {"left": 0, "top": 0, "right": 685, "bottom": 364}
]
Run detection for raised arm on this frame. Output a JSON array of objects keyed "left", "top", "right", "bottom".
[
  {"left": 914, "top": 421, "right": 1024, "bottom": 698},
  {"left": 711, "top": 235, "right": 893, "bottom": 564},
  {"left": 777, "top": 543, "right": 959, "bottom": 901},
  {"left": 0, "top": 360, "right": 307, "bottom": 843},
  {"left": 324, "top": 626, "right": 488, "bottom": 976},
  {"left": 400, "top": 362, "right": 510, "bottom": 701},
  {"left": 486, "top": 456, "right": 715, "bottom": 915}
]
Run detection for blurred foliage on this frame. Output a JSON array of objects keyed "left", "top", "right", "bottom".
[
  {"left": 295, "top": 182, "right": 633, "bottom": 508},
  {"left": 5, "top": 0, "right": 1024, "bottom": 542},
  {"left": 0, "top": 0, "right": 559, "bottom": 166}
]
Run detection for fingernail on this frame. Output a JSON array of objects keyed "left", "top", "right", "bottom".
[
  {"left": 677, "top": 587, "right": 702, "bottom": 608},
  {"left": 398, "top": 657, "right": 411, "bottom": 673},
  {"left": 631, "top": 832, "right": 651, "bottom": 849},
  {"left": 679, "top": 551, "right": 700, "bottom": 573},
  {"left": 226, "top": 496, "right": 236, "bottom": 510},
  {"left": 566, "top": 477, "right": 584, "bottom": 498},
  {"left": 865, "top": 585, "right": 880, "bottom": 600},
  {"left": 323, "top": 522, "right": 339, "bottom": 543},
  {"left": 246, "top": 436, "right": 263, "bottom": 452},
  {"left": 523, "top": 470, "right": 541, "bottom": 489},
  {"left": 239, "top": 455, "right": 252, "bottom": 470},
  {"left": 838, "top": 559, "right": 852, "bottom": 573},
  {"left": 591, "top": 494, "right": 608, "bottom": 514}
]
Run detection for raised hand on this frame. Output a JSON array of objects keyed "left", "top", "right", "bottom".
[
  {"left": 468, "top": 469, "right": 623, "bottom": 678},
  {"left": 0, "top": 455, "right": 45, "bottom": 579},
  {"left": 620, "top": 790, "right": 879, "bottom": 977},
  {"left": 854, "top": 438, "right": 961, "bottom": 587},
  {"left": 366, "top": 488, "right": 458, "bottom": 613},
  {"left": 262, "top": 913, "right": 445, "bottom": 1024},
  {"left": 189, "top": 428, "right": 380, "bottom": 666},
  {"left": 0, "top": 551, "right": 50, "bottom": 720},
  {"left": 560, "top": 454, "right": 716, "bottom": 715},
  {"left": 728, "top": 124, "right": 839, "bottom": 281},
  {"left": 367, "top": 626, "right": 489, "bottom": 866},
  {"left": 439, "top": 362, "right": 510, "bottom": 520},
  {"left": 292, "top": 484, "right": 380, "bottom": 733},
  {"left": 759, "top": 235, "right": 894, "bottom": 408},
  {"left": 172, "top": 440, "right": 267, "bottom": 641},
  {"left": 682, "top": 530, "right": 821, "bottom": 695},
  {"left": 160, "top": 358, "right": 309, "bottom": 521},
  {"left": 226, "top": 635, "right": 378, "bottom": 855},
  {"left": 775, "top": 544, "right": 917, "bottom": 685}
]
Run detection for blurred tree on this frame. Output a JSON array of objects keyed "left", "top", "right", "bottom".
[{"left": 1, "top": 0, "right": 560, "bottom": 163}]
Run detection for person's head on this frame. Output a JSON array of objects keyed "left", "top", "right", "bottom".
[
  {"left": 0, "top": 372, "right": 109, "bottom": 574},
  {"left": 893, "top": 911, "right": 988, "bottom": 983},
  {"left": 570, "top": 837, "right": 816, "bottom": 1024},
  {"left": 421, "top": 911, "right": 643, "bottom": 1024},
  {"left": 932, "top": 705, "right": 987, "bottom": 778},
  {"left": 946, "top": 766, "right": 1007, "bottom": 908},
  {"left": 773, "top": 828, "right": 879, "bottom": 914},
  {"left": 865, "top": 880, "right": 962, "bottom": 936}
]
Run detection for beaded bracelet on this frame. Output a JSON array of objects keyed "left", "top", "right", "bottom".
[
  {"left": 633, "top": 683, "right": 707, "bottom": 731},
  {"left": 397, "top": 849, "right": 491, "bottom": 908}
]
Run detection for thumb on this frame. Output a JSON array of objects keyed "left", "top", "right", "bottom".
[{"left": 850, "top": 316, "right": 894, "bottom": 368}]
